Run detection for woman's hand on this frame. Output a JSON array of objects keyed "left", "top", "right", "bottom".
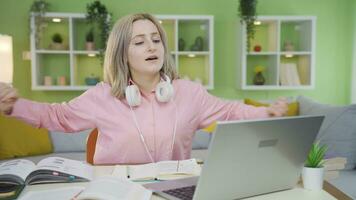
[
  {"left": 0, "top": 82, "right": 18, "bottom": 115},
  {"left": 266, "top": 98, "right": 288, "bottom": 117}
]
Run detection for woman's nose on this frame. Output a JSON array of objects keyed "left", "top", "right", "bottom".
[{"left": 147, "top": 40, "right": 156, "bottom": 52}]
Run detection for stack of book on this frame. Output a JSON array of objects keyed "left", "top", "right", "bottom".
[
  {"left": 323, "top": 157, "right": 347, "bottom": 180},
  {"left": 279, "top": 63, "right": 301, "bottom": 86}
]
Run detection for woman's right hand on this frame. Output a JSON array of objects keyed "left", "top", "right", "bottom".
[{"left": 0, "top": 82, "right": 18, "bottom": 115}]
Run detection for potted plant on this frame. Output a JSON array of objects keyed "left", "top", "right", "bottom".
[
  {"left": 302, "top": 141, "right": 328, "bottom": 190},
  {"left": 51, "top": 33, "right": 64, "bottom": 50},
  {"left": 86, "top": 28, "right": 95, "bottom": 51},
  {"left": 238, "top": 0, "right": 258, "bottom": 52},
  {"left": 253, "top": 65, "right": 265, "bottom": 85},
  {"left": 29, "top": 0, "right": 50, "bottom": 48},
  {"left": 86, "top": 0, "right": 111, "bottom": 51}
]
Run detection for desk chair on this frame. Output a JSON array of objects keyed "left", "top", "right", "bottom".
[{"left": 86, "top": 128, "right": 98, "bottom": 165}]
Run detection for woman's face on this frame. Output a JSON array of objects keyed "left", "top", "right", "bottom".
[{"left": 128, "top": 19, "right": 164, "bottom": 78}]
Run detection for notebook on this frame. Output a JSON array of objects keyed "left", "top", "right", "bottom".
[{"left": 144, "top": 116, "right": 324, "bottom": 200}]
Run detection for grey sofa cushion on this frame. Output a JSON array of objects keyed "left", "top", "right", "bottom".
[
  {"left": 50, "top": 129, "right": 210, "bottom": 153},
  {"left": 192, "top": 130, "right": 212, "bottom": 149},
  {"left": 49, "top": 130, "right": 91, "bottom": 153},
  {"left": 297, "top": 96, "right": 356, "bottom": 169}
]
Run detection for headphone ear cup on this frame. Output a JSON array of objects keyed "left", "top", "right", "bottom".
[
  {"left": 125, "top": 85, "right": 141, "bottom": 106},
  {"left": 156, "top": 81, "right": 174, "bottom": 102}
]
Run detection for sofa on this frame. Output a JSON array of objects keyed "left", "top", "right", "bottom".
[{"left": 1, "top": 95, "right": 356, "bottom": 198}]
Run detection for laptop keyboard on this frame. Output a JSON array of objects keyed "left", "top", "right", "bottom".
[{"left": 162, "top": 185, "right": 196, "bottom": 200}]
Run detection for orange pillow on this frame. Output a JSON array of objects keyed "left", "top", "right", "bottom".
[
  {"left": 0, "top": 114, "right": 53, "bottom": 159},
  {"left": 244, "top": 98, "right": 299, "bottom": 116}
]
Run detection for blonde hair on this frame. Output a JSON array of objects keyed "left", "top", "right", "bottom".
[{"left": 103, "top": 13, "right": 178, "bottom": 99}]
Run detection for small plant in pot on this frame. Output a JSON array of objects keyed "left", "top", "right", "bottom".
[
  {"left": 302, "top": 141, "right": 328, "bottom": 190},
  {"left": 51, "top": 33, "right": 64, "bottom": 50},
  {"left": 85, "top": 28, "right": 95, "bottom": 51}
]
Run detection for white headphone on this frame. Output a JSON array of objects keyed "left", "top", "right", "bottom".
[{"left": 125, "top": 75, "right": 174, "bottom": 107}]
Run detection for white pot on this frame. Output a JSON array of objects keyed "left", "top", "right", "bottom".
[
  {"left": 302, "top": 167, "right": 324, "bottom": 190},
  {"left": 86, "top": 42, "right": 95, "bottom": 51}
]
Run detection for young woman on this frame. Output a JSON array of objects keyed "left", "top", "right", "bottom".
[{"left": 0, "top": 13, "right": 287, "bottom": 164}]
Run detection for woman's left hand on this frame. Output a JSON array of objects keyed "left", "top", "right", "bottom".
[{"left": 266, "top": 98, "right": 288, "bottom": 117}]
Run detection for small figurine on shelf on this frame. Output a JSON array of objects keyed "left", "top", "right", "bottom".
[
  {"left": 50, "top": 33, "right": 65, "bottom": 50},
  {"left": 253, "top": 44, "right": 262, "bottom": 52},
  {"left": 284, "top": 40, "right": 295, "bottom": 51},
  {"left": 253, "top": 65, "right": 266, "bottom": 85},
  {"left": 44, "top": 76, "right": 52, "bottom": 86},
  {"left": 57, "top": 76, "right": 66, "bottom": 86},
  {"left": 190, "top": 36, "right": 204, "bottom": 51},
  {"left": 85, "top": 28, "right": 95, "bottom": 51},
  {"left": 178, "top": 38, "right": 185, "bottom": 51}
]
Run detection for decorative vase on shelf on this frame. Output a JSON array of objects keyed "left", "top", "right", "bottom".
[
  {"left": 253, "top": 72, "right": 265, "bottom": 85},
  {"left": 178, "top": 38, "right": 185, "bottom": 51},
  {"left": 85, "top": 74, "right": 100, "bottom": 85}
]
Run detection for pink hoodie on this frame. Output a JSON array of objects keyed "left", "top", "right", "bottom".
[{"left": 11, "top": 80, "right": 269, "bottom": 164}]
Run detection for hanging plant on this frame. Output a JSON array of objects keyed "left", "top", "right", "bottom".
[
  {"left": 86, "top": 0, "right": 112, "bottom": 53},
  {"left": 238, "top": 0, "right": 257, "bottom": 52},
  {"left": 29, "top": 0, "right": 50, "bottom": 48}
]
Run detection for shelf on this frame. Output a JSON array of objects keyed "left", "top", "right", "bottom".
[
  {"left": 31, "top": 12, "right": 102, "bottom": 89},
  {"left": 35, "top": 50, "right": 70, "bottom": 54},
  {"left": 240, "top": 16, "right": 316, "bottom": 90},
  {"left": 158, "top": 15, "right": 214, "bottom": 89},
  {"left": 31, "top": 13, "right": 214, "bottom": 90}
]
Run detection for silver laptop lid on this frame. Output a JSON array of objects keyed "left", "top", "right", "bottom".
[{"left": 193, "top": 115, "right": 324, "bottom": 200}]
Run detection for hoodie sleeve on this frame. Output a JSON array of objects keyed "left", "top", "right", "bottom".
[
  {"left": 194, "top": 84, "right": 270, "bottom": 129},
  {"left": 10, "top": 87, "right": 98, "bottom": 133}
]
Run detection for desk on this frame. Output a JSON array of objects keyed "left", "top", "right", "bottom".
[{"left": 18, "top": 166, "right": 351, "bottom": 200}]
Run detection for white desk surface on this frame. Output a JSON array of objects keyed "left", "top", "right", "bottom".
[{"left": 18, "top": 165, "right": 337, "bottom": 200}]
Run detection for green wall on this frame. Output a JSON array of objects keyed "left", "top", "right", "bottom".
[{"left": 0, "top": 0, "right": 354, "bottom": 104}]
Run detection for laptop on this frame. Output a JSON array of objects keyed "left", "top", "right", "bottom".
[{"left": 144, "top": 115, "right": 324, "bottom": 200}]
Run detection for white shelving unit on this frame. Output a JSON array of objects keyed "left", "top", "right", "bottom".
[
  {"left": 30, "top": 12, "right": 102, "bottom": 90},
  {"left": 30, "top": 13, "right": 214, "bottom": 90},
  {"left": 239, "top": 16, "right": 316, "bottom": 90},
  {"left": 157, "top": 15, "right": 214, "bottom": 89}
]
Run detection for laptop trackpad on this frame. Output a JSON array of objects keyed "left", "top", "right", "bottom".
[{"left": 143, "top": 176, "right": 199, "bottom": 192}]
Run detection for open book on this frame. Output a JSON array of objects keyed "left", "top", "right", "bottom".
[
  {"left": 112, "top": 159, "right": 201, "bottom": 181},
  {"left": 0, "top": 157, "right": 93, "bottom": 199},
  {"left": 18, "top": 176, "right": 151, "bottom": 200}
]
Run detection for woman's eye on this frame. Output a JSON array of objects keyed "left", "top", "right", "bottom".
[
  {"left": 153, "top": 39, "right": 161, "bottom": 43},
  {"left": 134, "top": 41, "right": 144, "bottom": 45}
]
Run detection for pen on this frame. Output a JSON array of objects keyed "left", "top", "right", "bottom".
[
  {"left": 70, "top": 189, "right": 83, "bottom": 200},
  {"left": 126, "top": 166, "right": 130, "bottom": 179}
]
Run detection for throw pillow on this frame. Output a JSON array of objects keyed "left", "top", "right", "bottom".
[
  {"left": 0, "top": 114, "right": 53, "bottom": 160},
  {"left": 244, "top": 98, "right": 299, "bottom": 116},
  {"left": 297, "top": 96, "right": 356, "bottom": 169},
  {"left": 49, "top": 129, "right": 91, "bottom": 153}
]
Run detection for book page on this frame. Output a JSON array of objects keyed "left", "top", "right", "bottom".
[
  {"left": 75, "top": 176, "right": 151, "bottom": 200},
  {"left": 35, "top": 157, "right": 93, "bottom": 180},
  {"left": 127, "top": 163, "right": 157, "bottom": 180},
  {"left": 112, "top": 159, "right": 200, "bottom": 181},
  {"left": 157, "top": 159, "right": 199, "bottom": 175},
  {"left": 0, "top": 159, "right": 36, "bottom": 182},
  {"left": 18, "top": 186, "right": 84, "bottom": 200}
]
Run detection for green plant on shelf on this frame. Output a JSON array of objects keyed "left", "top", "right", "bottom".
[
  {"left": 86, "top": 0, "right": 112, "bottom": 51},
  {"left": 29, "top": 0, "right": 50, "bottom": 48},
  {"left": 86, "top": 28, "right": 94, "bottom": 42},
  {"left": 52, "top": 33, "right": 63, "bottom": 44},
  {"left": 305, "top": 141, "right": 328, "bottom": 168},
  {"left": 238, "top": 0, "right": 258, "bottom": 52}
]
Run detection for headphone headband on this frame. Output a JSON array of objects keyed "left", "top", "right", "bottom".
[{"left": 125, "top": 74, "right": 174, "bottom": 107}]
